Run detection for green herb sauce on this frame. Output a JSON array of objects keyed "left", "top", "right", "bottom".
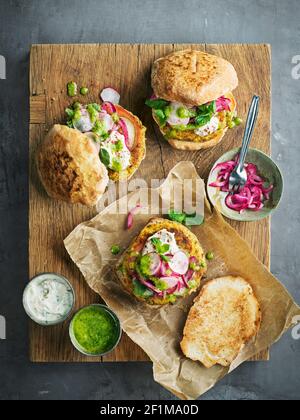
[{"left": 72, "top": 306, "right": 120, "bottom": 355}]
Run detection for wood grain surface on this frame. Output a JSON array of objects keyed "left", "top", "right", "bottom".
[{"left": 29, "top": 43, "right": 271, "bottom": 362}]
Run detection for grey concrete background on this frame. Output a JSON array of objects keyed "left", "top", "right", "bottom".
[{"left": 0, "top": 0, "right": 299, "bottom": 400}]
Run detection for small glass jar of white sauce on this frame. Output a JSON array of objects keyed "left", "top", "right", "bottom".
[{"left": 23, "top": 273, "right": 75, "bottom": 326}]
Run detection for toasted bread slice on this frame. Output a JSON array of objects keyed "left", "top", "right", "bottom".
[
  {"left": 180, "top": 276, "right": 261, "bottom": 368},
  {"left": 116, "top": 218, "right": 207, "bottom": 305},
  {"left": 108, "top": 105, "right": 146, "bottom": 182},
  {"left": 153, "top": 93, "right": 236, "bottom": 151}
]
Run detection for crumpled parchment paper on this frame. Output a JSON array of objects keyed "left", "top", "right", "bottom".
[{"left": 64, "top": 162, "right": 300, "bottom": 400}]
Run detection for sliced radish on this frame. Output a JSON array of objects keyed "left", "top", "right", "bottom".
[
  {"left": 147, "top": 253, "right": 162, "bottom": 276},
  {"left": 160, "top": 276, "right": 179, "bottom": 290},
  {"left": 73, "top": 109, "right": 94, "bottom": 133},
  {"left": 167, "top": 102, "right": 190, "bottom": 127},
  {"left": 120, "top": 117, "right": 135, "bottom": 150},
  {"left": 101, "top": 102, "right": 117, "bottom": 115},
  {"left": 169, "top": 251, "right": 189, "bottom": 275},
  {"left": 99, "top": 111, "right": 114, "bottom": 132},
  {"left": 100, "top": 87, "right": 120, "bottom": 105}
]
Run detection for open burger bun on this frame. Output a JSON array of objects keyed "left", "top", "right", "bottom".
[
  {"left": 36, "top": 124, "right": 109, "bottom": 207},
  {"left": 153, "top": 92, "right": 236, "bottom": 151},
  {"left": 152, "top": 49, "right": 238, "bottom": 106},
  {"left": 116, "top": 218, "right": 207, "bottom": 306},
  {"left": 180, "top": 276, "right": 261, "bottom": 368},
  {"left": 109, "top": 105, "right": 146, "bottom": 182}
]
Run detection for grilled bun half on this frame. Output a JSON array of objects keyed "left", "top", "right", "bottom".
[
  {"left": 180, "top": 276, "right": 261, "bottom": 368},
  {"left": 36, "top": 124, "right": 109, "bottom": 207},
  {"left": 116, "top": 218, "right": 207, "bottom": 306},
  {"left": 152, "top": 49, "right": 238, "bottom": 106}
]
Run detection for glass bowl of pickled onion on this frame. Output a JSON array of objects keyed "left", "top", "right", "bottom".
[{"left": 207, "top": 148, "right": 283, "bottom": 221}]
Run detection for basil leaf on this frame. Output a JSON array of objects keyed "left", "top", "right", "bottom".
[
  {"left": 145, "top": 98, "right": 169, "bottom": 109},
  {"left": 65, "top": 108, "right": 74, "bottom": 119},
  {"left": 168, "top": 210, "right": 187, "bottom": 224},
  {"left": 167, "top": 210, "right": 204, "bottom": 226},
  {"left": 99, "top": 148, "right": 110, "bottom": 167},
  {"left": 185, "top": 213, "right": 204, "bottom": 226},
  {"left": 154, "top": 109, "right": 167, "bottom": 126},
  {"left": 132, "top": 279, "right": 153, "bottom": 298},
  {"left": 194, "top": 114, "right": 211, "bottom": 127}
]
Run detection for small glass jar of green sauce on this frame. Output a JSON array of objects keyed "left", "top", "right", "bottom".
[{"left": 69, "top": 304, "right": 122, "bottom": 356}]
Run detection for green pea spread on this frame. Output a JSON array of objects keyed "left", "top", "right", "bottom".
[{"left": 72, "top": 306, "right": 119, "bottom": 355}]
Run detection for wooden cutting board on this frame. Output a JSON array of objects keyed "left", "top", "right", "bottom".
[{"left": 29, "top": 43, "right": 271, "bottom": 362}]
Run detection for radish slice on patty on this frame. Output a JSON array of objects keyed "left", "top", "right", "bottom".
[
  {"left": 100, "top": 87, "right": 120, "bottom": 105},
  {"left": 169, "top": 251, "right": 189, "bottom": 275},
  {"left": 147, "top": 253, "right": 162, "bottom": 276},
  {"left": 166, "top": 103, "right": 190, "bottom": 127}
]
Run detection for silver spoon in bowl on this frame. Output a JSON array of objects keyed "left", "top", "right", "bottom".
[{"left": 229, "top": 95, "right": 260, "bottom": 193}]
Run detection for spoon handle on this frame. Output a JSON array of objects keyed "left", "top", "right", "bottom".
[{"left": 237, "top": 95, "right": 260, "bottom": 171}]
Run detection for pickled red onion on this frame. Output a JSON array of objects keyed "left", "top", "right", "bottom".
[{"left": 209, "top": 157, "right": 274, "bottom": 213}]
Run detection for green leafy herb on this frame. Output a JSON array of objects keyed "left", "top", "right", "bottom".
[
  {"left": 185, "top": 213, "right": 204, "bottom": 226},
  {"left": 154, "top": 109, "right": 167, "bottom": 126},
  {"left": 151, "top": 238, "right": 170, "bottom": 255},
  {"left": 194, "top": 100, "right": 216, "bottom": 127},
  {"left": 168, "top": 210, "right": 186, "bottom": 224},
  {"left": 99, "top": 148, "right": 110, "bottom": 167},
  {"left": 145, "top": 98, "right": 169, "bottom": 110},
  {"left": 167, "top": 210, "right": 204, "bottom": 227},
  {"left": 132, "top": 279, "right": 153, "bottom": 298},
  {"left": 111, "top": 245, "right": 121, "bottom": 255},
  {"left": 65, "top": 107, "right": 75, "bottom": 119}
]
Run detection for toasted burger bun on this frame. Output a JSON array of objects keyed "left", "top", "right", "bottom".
[
  {"left": 116, "top": 218, "right": 207, "bottom": 306},
  {"left": 180, "top": 276, "right": 261, "bottom": 368},
  {"left": 153, "top": 92, "right": 236, "bottom": 151},
  {"left": 36, "top": 124, "right": 109, "bottom": 207},
  {"left": 108, "top": 105, "right": 146, "bottom": 182},
  {"left": 152, "top": 49, "right": 238, "bottom": 106}
]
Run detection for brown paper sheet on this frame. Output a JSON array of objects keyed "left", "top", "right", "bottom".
[{"left": 64, "top": 162, "right": 300, "bottom": 400}]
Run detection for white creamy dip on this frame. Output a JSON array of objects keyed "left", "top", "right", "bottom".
[
  {"left": 101, "top": 131, "right": 131, "bottom": 171},
  {"left": 142, "top": 229, "right": 180, "bottom": 256},
  {"left": 194, "top": 116, "right": 219, "bottom": 137},
  {"left": 23, "top": 274, "right": 74, "bottom": 325}
]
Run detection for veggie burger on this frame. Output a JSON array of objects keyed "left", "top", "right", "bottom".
[
  {"left": 116, "top": 218, "right": 207, "bottom": 305},
  {"left": 37, "top": 88, "right": 146, "bottom": 207},
  {"left": 146, "top": 49, "right": 240, "bottom": 150}
]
